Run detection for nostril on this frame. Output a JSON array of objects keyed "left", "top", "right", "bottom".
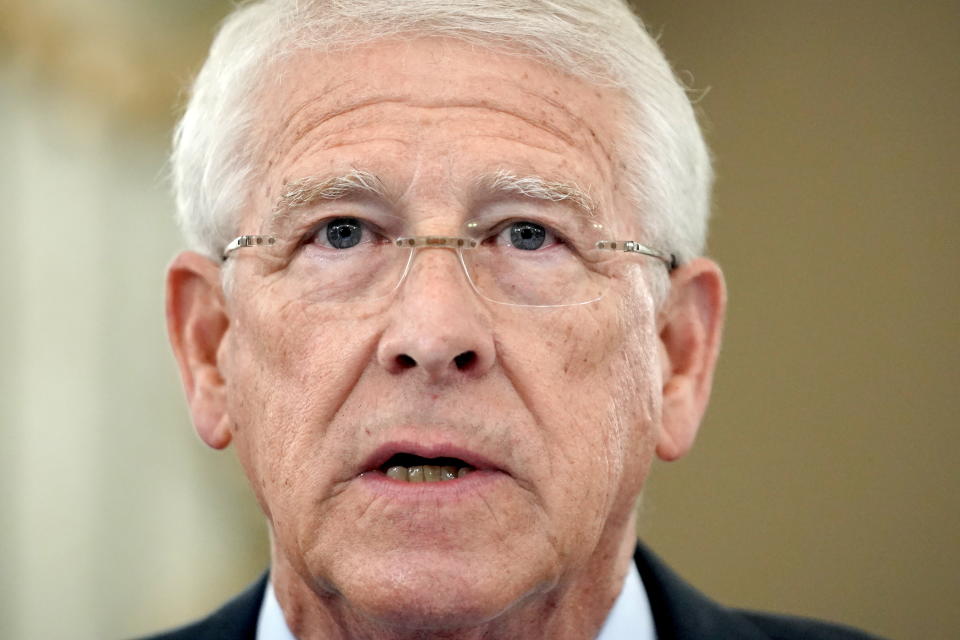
[
  {"left": 453, "top": 351, "right": 476, "bottom": 370},
  {"left": 395, "top": 354, "right": 417, "bottom": 369}
]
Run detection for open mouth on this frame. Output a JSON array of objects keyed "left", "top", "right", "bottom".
[{"left": 379, "top": 453, "right": 476, "bottom": 483}]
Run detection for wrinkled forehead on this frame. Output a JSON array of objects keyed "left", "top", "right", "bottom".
[
  {"left": 247, "top": 37, "right": 632, "bottom": 228},
  {"left": 254, "top": 36, "right": 628, "bottom": 144}
]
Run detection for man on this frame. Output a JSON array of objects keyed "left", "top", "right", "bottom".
[{"left": 149, "top": 1, "right": 879, "bottom": 638}]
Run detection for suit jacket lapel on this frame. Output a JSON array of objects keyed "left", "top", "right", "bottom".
[
  {"left": 634, "top": 543, "right": 769, "bottom": 640},
  {"left": 196, "top": 572, "right": 266, "bottom": 640}
]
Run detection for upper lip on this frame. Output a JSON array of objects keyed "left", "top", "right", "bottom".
[{"left": 359, "top": 440, "right": 506, "bottom": 475}]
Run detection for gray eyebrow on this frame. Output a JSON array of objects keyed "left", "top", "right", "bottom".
[
  {"left": 265, "top": 168, "right": 597, "bottom": 232},
  {"left": 268, "top": 169, "right": 389, "bottom": 227},
  {"left": 474, "top": 170, "right": 598, "bottom": 218}
]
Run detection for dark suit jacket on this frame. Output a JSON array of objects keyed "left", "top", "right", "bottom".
[{"left": 139, "top": 544, "right": 882, "bottom": 639}]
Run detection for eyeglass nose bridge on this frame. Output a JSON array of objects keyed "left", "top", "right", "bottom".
[
  {"left": 393, "top": 235, "right": 480, "bottom": 298},
  {"left": 394, "top": 236, "right": 479, "bottom": 250}
]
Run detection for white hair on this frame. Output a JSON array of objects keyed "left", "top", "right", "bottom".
[{"left": 171, "top": 0, "right": 712, "bottom": 283}]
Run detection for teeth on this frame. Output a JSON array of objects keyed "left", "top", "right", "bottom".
[
  {"left": 382, "top": 464, "right": 476, "bottom": 482},
  {"left": 386, "top": 466, "right": 407, "bottom": 481}
]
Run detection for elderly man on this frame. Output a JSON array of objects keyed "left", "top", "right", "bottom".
[{"left": 148, "top": 1, "right": 878, "bottom": 639}]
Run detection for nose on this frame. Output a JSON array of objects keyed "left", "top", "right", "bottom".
[{"left": 376, "top": 247, "right": 496, "bottom": 383}]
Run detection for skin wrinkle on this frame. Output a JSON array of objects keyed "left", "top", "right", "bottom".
[
  {"left": 275, "top": 96, "right": 580, "bottom": 169},
  {"left": 510, "top": 267, "right": 641, "bottom": 588},
  {"left": 302, "top": 136, "right": 410, "bottom": 157},
  {"left": 613, "top": 269, "right": 660, "bottom": 498},
  {"left": 514, "top": 84, "right": 621, "bottom": 191},
  {"left": 353, "top": 491, "right": 385, "bottom": 531},
  {"left": 232, "top": 290, "right": 379, "bottom": 544},
  {"left": 490, "top": 301, "right": 623, "bottom": 554},
  {"left": 457, "top": 133, "right": 571, "bottom": 158},
  {"left": 262, "top": 74, "right": 368, "bottom": 167},
  {"left": 477, "top": 491, "right": 507, "bottom": 544},
  {"left": 264, "top": 169, "right": 599, "bottom": 244},
  {"left": 213, "top": 39, "right": 666, "bottom": 640},
  {"left": 486, "top": 319, "right": 553, "bottom": 472},
  {"left": 252, "top": 40, "right": 619, "bottom": 208},
  {"left": 266, "top": 97, "right": 579, "bottom": 201},
  {"left": 250, "top": 97, "right": 622, "bottom": 241}
]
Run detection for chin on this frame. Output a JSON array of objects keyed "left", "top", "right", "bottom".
[{"left": 323, "top": 547, "right": 548, "bottom": 631}]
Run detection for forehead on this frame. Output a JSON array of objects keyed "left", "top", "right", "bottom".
[{"left": 249, "top": 37, "right": 628, "bottom": 225}]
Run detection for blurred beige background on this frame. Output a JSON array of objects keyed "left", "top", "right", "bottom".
[{"left": 1, "top": 1, "right": 956, "bottom": 638}]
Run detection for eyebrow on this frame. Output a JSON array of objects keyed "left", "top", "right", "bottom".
[
  {"left": 267, "top": 168, "right": 597, "bottom": 230},
  {"left": 268, "top": 169, "right": 390, "bottom": 228},
  {"left": 474, "top": 170, "right": 598, "bottom": 219}
]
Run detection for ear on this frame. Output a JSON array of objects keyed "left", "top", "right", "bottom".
[
  {"left": 166, "top": 251, "right": 232, "bottom": 450},
  {"left": 656, "top": 257, "right": 726, "bottom": 461}
]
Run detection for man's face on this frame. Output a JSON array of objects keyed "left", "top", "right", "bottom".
[{"left": 221, "top": 38, "right": 664, "bottom": 625}]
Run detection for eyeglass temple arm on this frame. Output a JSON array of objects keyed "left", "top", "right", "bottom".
[
  {"left": 595, "top": 240, "right": 678, "bottom": 271},
  {"left": 223, "top": 235, "right": 277, "bottom": 260}
]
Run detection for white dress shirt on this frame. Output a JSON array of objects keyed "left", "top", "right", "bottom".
[{"left": 256, "top": 562, "right": 656, "bottom": 640}]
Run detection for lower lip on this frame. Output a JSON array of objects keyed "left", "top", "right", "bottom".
[{"left": 356, "top": 469, "right": 506, "bottom": 502}]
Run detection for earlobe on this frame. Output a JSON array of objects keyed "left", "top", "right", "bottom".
[
  {"left": 655, "top": 258, "right": 726, "bottom": 462},
  {"left": 166, "top": 251, "right": 233, "bottom": 450}
]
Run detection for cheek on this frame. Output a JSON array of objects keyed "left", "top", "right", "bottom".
[
  {"left": 605, "top": 278, "right": 663, "bottom": 496},
  {"left": 232, "top": 296, "right": 380, "bottom": 409},
  {"left": 223, "top": 300, "right": 381, "bottom": 515},
  {"left": 500, "top": 298, "right": 657, "bottom": 509}
]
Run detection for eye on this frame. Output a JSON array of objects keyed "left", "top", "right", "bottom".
[
  {"left": 498, "top": 221, "right": 559, "bottom": 251},
  {"left": 309, "top": 217, "right": 375, "bottom": 250}
]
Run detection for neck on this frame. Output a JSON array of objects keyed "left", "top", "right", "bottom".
[{"left": 268, "top": 515, "right": 639, "bottom": 640}]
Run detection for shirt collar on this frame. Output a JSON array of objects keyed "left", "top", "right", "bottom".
[
  {"left": 596, "top": 561, "right": 656, "bottom": 640},
  {"left": 256, "top": 580, "right": 295, "bottom": 640},
  {"left": 257, "top": 561, "right": 655, "bottom": 640}
]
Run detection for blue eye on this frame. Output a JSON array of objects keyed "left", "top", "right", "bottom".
[
  {"left": 325, "top": 218, "right": 363, "bottom": 249},
  {"left": 496, "top": 221, "right": 562, "bottom": 251},
  {"left": 510, "top": 222, "right": 545, "bottom": 250}
]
